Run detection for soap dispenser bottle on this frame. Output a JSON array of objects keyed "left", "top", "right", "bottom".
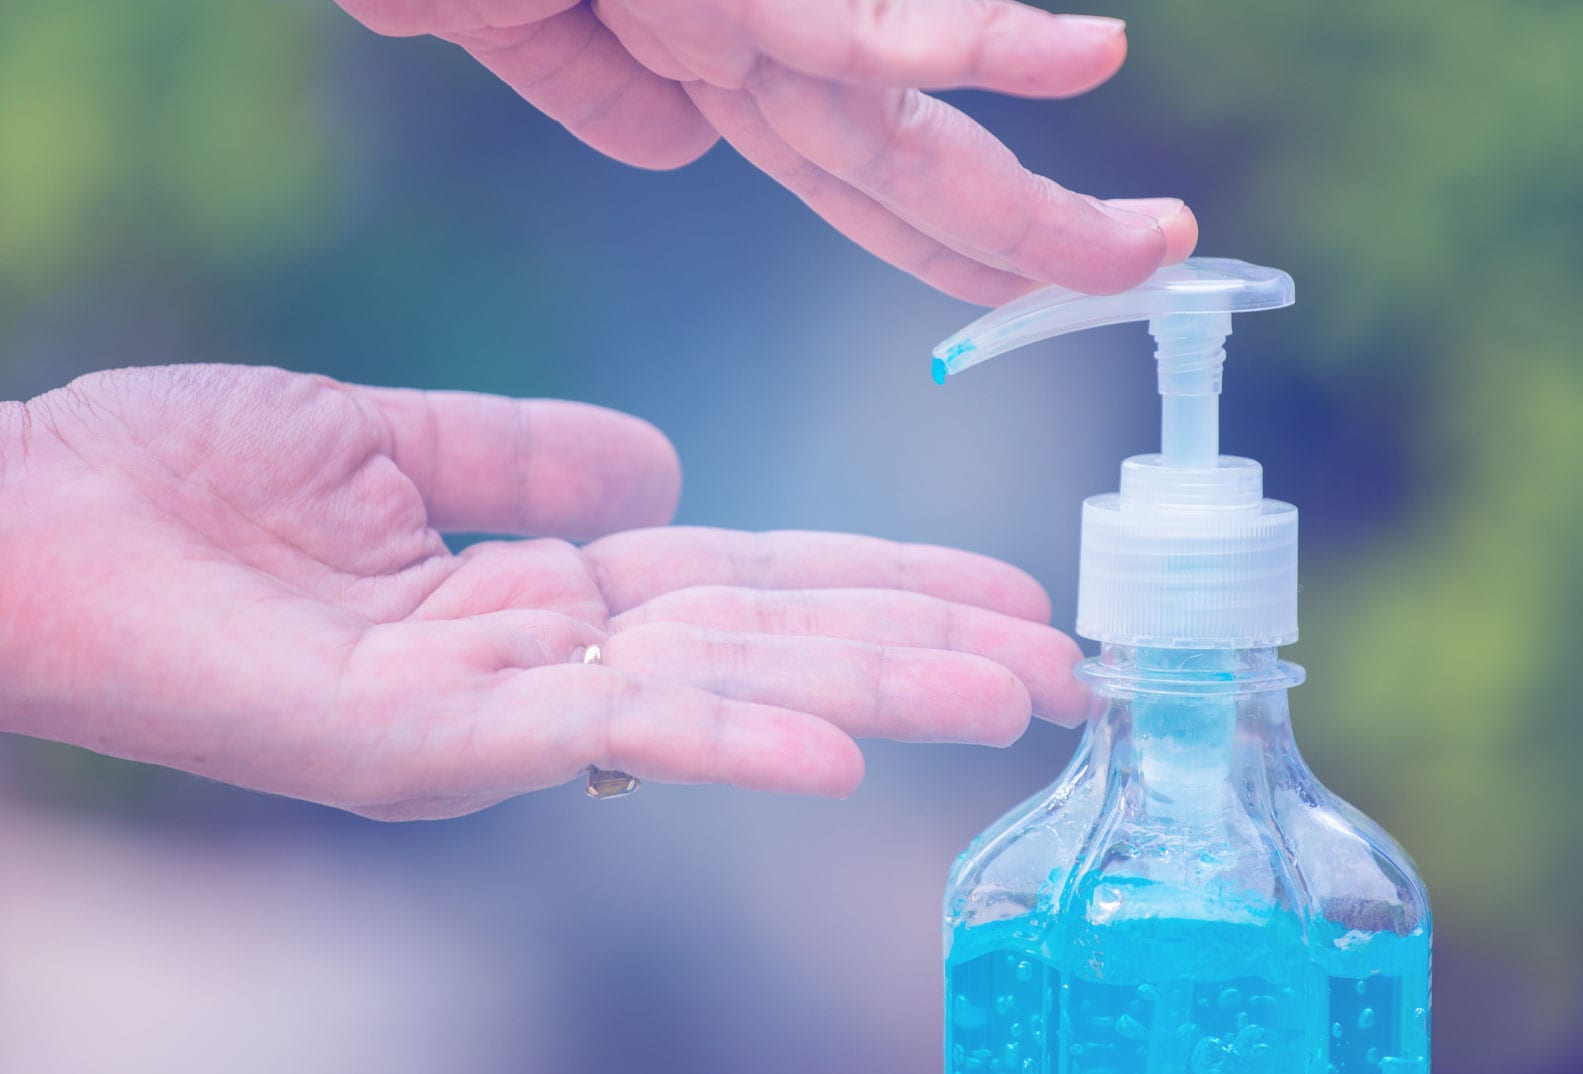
[{"left": 937, "top": 259, "right": 1430, "bottom": 1074}]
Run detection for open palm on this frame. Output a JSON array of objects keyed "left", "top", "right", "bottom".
[{"left": 0, "top": 366, "right": 1082, "bottom": 819}]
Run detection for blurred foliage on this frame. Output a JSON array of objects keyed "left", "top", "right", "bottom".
[
  {"left": 1091, "top": 0, "right": 1583, "bottom": 1039},
  {"left": 0, "top": 0, "right": 334, "bottom": 294}
]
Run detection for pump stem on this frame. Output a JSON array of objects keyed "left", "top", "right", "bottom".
[{"left": 1150, "top": 311, "right": 1232, "bottom": 469}]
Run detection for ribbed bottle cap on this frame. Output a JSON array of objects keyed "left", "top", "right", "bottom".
[{"left": 1076, "top": 456, "right": 1298, "bottom": 648}]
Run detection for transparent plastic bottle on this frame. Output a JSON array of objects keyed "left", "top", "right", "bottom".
[
  {"left": 944, "top": 647, "right": 1430, "bottom": 1074},
  {"left": 944, "top": 732, "right": 1110, "bottom": 1072},
  {"left": 933, "top": 260, "right": 1431, "bottom": 1074}
]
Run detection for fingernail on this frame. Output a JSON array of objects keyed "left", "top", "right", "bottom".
[
  {"left": 1033, "top": 706, "right": 1085, "bottom": 729},
  {"left": 1059, "top": 15, "right": 1127, "bottom": 35},
  {"left": 1090, "top": 197, "right": 1164, "bottom": 231},
  {"left": 1103, "top": 196, "right": 1186, "bottom": 223}
]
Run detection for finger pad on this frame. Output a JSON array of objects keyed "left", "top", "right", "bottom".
[
  {"left": 528, "top": 405, "right": 681, "bottom": 539},
  {"left": 735, "top": 714, "right": 864, "bottom": 797},
  {"left": 1161, "top": 203, "right": 1200, "bottom": 264},
  {"left": 1006, "top": 39, "right": 1127, "bottom": 100}
]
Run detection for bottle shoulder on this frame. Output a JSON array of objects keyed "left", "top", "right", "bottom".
[
  {"left": 944, "top": 707, "right": 1431, "bottom": 946},
  {"left": 1051, "top": 778, "right": 1312, "bottom": 936},
  {"left": 1272, "top": 764, "right": 1431, "bottom": 931},
  {"left": 945, "top": 737, "right": 1108, "bottom": 927}
]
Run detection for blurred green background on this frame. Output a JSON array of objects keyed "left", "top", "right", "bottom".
[
  {"left": 1115, "top": 0, "right": 1583, "bottom": 1049},
  {"left": 1, "top": 0, "right": 1578, "bottom": 1070}
]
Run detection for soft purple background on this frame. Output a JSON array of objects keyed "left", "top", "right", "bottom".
[{"left": 1, "top": 4, "right": 1574, "bottom": 1070}]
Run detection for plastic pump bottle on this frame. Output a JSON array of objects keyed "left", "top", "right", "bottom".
[{"left": 935, "top": 259, "right": 1430, "bottom": 1074}]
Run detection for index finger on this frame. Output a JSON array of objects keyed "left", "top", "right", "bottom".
[
  {"left": 741, "top": 0, "right": 1131, "bottom": 98},
  {"left": 747, "top": 70, "right": 1187, "bottom": 293},
  {"left": 584, "top": 527, "right": 1054, "bottom": 622},
  {"left": 354, "top": 386, "right": 681, "bottom": 540}
]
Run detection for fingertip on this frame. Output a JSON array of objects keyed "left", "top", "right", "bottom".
[
  {"left": 601, "top": 406, "right": 682, "bottom": 529},
  {"left": 730, "top": 704, "right": 865, "bottom": 798},
  {"left": 982, "top": 565, "right": 1055, "bottom": 625},
  {"left": 578, "top": 99, "right": 721, "bottom": 171},
  {"left": 1003, "top": 623, "right": 1087, "bottom": 727},
  {"left": 1034, "top": 635, "right": 1091, "bottom": 728},
  {"left": 886, "top": 648, "right": 1034, "bottom": 748},
  {"left": 983, "top": 667, "right": 1035, "bottom": 748},
  {"left": 1161, "top": 201, "right": 1199, "bottom": 264},
  {"left": 847, "top": 6, "right": 1129, "bottom": 99},
  {"left": 992, "top": 563, "right": 1055, "bottom": 624},
  {"left": 829, "top": 743, "right": 867, "bottom": 798},
  {"left": 1056, "top": 14, "right": 1129, "bottom": 38},
  {"left": 1102, "top": 197, "right": 1199, "bottom": 265},
  {"left": 524, "top": 402, "right": 681, "bottom": 538},
  {"left": 804, "top": 727, "right": 867, "bottom": 798},
  {"left": 615, "top": 123, "right": 722, "bottom": 172},
  {"left": 627, "top": 413, "right": 684, "bottom": 526},
  {"left": 1036, "top": 697, "right": 1091, "bottom": 729},
  {"left": 1034, "top": 14, "right": 1129, "bottom": 99},
  {"left": 904, "top": 544, "right": 1054, "bottom": 622},
  {"left": 1053, "top": 197, "right": 1168, "bottom": 294}
]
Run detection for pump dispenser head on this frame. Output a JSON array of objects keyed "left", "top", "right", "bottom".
[{"left": 933, "top": 258, "right": 1298, "bottom": 649}]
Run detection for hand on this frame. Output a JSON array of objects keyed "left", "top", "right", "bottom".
[
  {"left": 0, "top": 366, "right": 1084, "bottom": 819},
  {"left": 335, "top": 0, "right": 1197, "bottom": 303}
]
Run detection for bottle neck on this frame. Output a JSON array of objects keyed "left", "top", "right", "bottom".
[
  {"left": 1075, "top": 644, "right": 1306, "bottom": 821},
  {"left": 1079, "top": 643, "right": 1304, "bottom": 690}
]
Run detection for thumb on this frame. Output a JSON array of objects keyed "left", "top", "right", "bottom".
[{"left": 356, "top": 386, "right": 682, "bottom": 541}]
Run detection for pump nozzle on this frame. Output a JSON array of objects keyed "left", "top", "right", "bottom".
[
  {"left": 934, "top": 258, "right": 1293, "bottom": 469},
  {"left": 931, "top": 258, "right": 1300, "bottom": 649},
  {"left": 932, "top": 258, "right": 1293, "bottom": 380}
]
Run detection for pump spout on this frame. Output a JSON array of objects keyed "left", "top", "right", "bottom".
[{"left": 931, "top": 258, "right": 1291, "bottom": 380}]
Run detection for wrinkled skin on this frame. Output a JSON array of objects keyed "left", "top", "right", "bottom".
[
  {"left": 336, "top": 0, "right": 1198, "bottom": 303},
  {"left": 0, "top": 366, "right": 1083, "bottom": 819}
]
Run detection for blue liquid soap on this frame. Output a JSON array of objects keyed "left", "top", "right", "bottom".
[
  {"left": 1312, "top": 918, "right": 1432, "bottom": 1074},
  {"left": 947, "top": 910, "right": 1430, "bottom": 1074},
  {"left": 931, "top": 263, "right": 1432, "bottom": 1074},
  {"left": 946, "top": 919, "right": 1054, "bottom": 1074}
]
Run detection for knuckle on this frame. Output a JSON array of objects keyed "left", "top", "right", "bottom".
[
  {"left": 938, "top": 597, "right": 967, "bottom": 651},
  {"left": 596, "top": 669, "right": 648, "bottom": 770},
  {"left": 854, "top": 0, "right": 901, "bottom": 26},
  {"left": 693, "top": 691, "right": 735, "bottom": 781},
  {"left": 854, "top": 89, "right": 930, "bottom": 186},
  {"left": 734, "top": 50, "right": 776, "bottom": 93},
  {"left": 847, "top": 0, "right": 940, "bottom": 81},
  {"left": 886, "top": 536, "right": 916, "bottom": 589},
  {"left": 848, "top": 0, "right": 901, "bottom": 53},
  {"left": 868, "top": 644, "right": 898, "bottom": 710},
  {"left": 528, "top": 536, "right": 582, "bottom": 567},
  {"left": 447, "top": 23, "right": 540, "bottom": 51},
  {"left": 768, "top": 590, "right": 813, "bottom": 635},
  {"left": 687, "top": 585, "right": 763, "bottom": 626},
  {"left": 997, "top": 202, "right": 1044, "bottom": 263},
  {"left": 702, "top": 630, "right": 754, "bottom": 694},
  {"left": 604, "top": 620, "right": 680, "bottom": 667},
  {"left": 736, "top": 530, "right": 776, "bottom": 587}
]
